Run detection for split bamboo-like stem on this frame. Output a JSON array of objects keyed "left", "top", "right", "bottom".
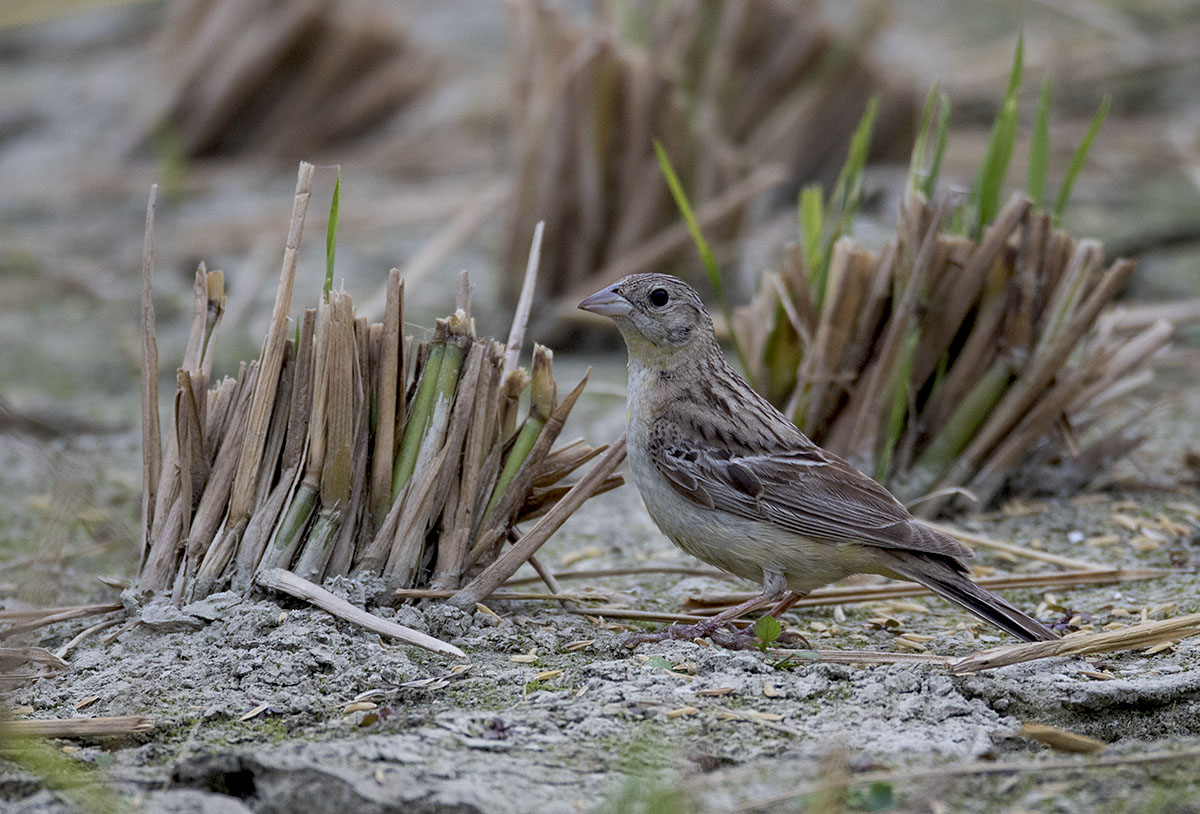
[
  {"left": 226, "top": 162, "right": 314, "bottom": 539},
  {"left": 255, "top": 568, "right": 466, "bottom": 660},
  {"left": 369, "top": 270, "right": 403, "bottom": 529},
  {"left": 138, "top": 185, "right": 161, "bottom": 572},
  {"left": 951, "top": 612, "right": 1200, "bottom": 674},
  {"left": 450, "top": 433, "right": 627, "bottom": 610},
  {"left": 506, "top": 221, "right": 544, "bottom": 372},
  {"left": 3, "top": 717, "right": 155, "bottom": 738}
]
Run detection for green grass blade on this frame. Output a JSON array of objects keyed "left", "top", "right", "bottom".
[
  {"left": 324, "top": 168, "right": 341, "bottom": 302},
  {"left": 876, "top": 329, "right": 918, "bottom": 482},
  {"left": 1027, "top": 74, "right": 1052, "bottom": 209},
  {"left": 1005, "top": 33, "right": 1025, "bottom": 98},
  {"left": 923, "top": 92, "right": 952, "bottom": 199},
  {"left": 799, "top": 185, "right": 824, "bottom": 291},
  {"left": 829, "top": 96, "right": 878, "bottom": 221},
  {"left": 909, "top": 86, "right": 939, "bottom": 193},
  {"left": 1053, "top": 94, "right": 1110, "bottom": 226},
  {"left": 653, "top": 139, "right": 749, "bottom": 373},
  {"left": 965, "top": 35, "right": 1024, "bottom": 237},
  {"left": 971, "top": 94, "right": 1019, "bottom": 238},
  {"left": 813, "top": 97, "right": 878, "bottom": 309}
]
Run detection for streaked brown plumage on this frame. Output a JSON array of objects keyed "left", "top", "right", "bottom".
[{"left": 579, "top": 273, "right": 1056, "bottom": 643}]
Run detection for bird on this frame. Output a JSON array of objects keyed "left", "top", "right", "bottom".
[{"left": 578, "top": 273, "right": 1057, "bottom": 646}]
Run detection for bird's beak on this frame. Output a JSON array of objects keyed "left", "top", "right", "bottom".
[{"left": 577, "top": 287, "right": 633, "bottom": 318}]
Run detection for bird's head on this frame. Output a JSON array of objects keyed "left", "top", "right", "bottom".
[{"left": 578, "top": 274, "right": 716, "bottom": 367}]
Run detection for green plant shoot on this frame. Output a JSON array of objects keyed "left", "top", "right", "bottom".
[
  {"left": 1027, "top": 74, "right": 1052, "bottom": 209},
  {"left": 925, "top": 91, "right": 951, "bottom": 199},
  {"left": 1053, "top": 95, "right": 1110, "bottom": 226},
  {"left": 324, "top": 167, "right": 341, "bottom": 302},
  {"left": 653, "top": 139, "right": 749, "bottom": 374},
  {"left": 753, "top": 614, "right": 782, "bottom": 651},
  {"left": 965, "top": 34, "right": 1023, "bottom": 237}
]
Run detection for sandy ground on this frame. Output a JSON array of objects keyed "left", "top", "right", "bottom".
[{"left": 3, "top": 359, "right": 1200, "bottom": 813}]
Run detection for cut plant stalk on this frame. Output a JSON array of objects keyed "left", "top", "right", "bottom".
[
  {"left": 369, "top": 270, "right": 403, "bottom": 529},
  {"left": 293, "top": 291, "right": 357, "bottom": 581},
  {"left": 712, "top": 40, "right": 1178, "bottom": 509},
  {"left": 390, "top": 321, "right": 448, "bottom": 498},
  {"left": 257, "top": 301, "right": 332, "bottom": 574},
  {"left": 230, "top": 308, "right": 317, "bottom": 591},
  {"left": 138, "top": 185, "right": 161, "bottom": 573},
  {"left": 384, "top": 332, "right": 480, "bottom": 585},
  {"left": 479, "top": 344, "right": 556, "bottom": 528},
  {"left": 466, "top": 368, "right": 589, "bottom": 570},
  {"left": 128, "top": 161, "right": 621, "bottom": 632}
]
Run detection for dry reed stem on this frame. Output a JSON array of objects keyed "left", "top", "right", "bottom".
[
  {"left": 927, "top": 258, "right": 1136, "bottom": 512},
  {"left": 0, "top": 605, "right": 135, "bottom": 621},
  {"left": 0, "top": 605, "right": 123, "bottom": 640},
  {"left": 3, "top": 717, "right": 155, "bottom": 738},
  {"left": 532, "top": 440, "right": 604, "bottom": 487},
  {"left": 53, "top": 619, "right": 122, "bottom": 661},
  {"left": 386, "top": 341, "right": 484, "bottom": 583},
  {"left": 502, "top": 565, "right": 731, "bottom": 586},
  {"left": 526, "top": 552, "right": 577, "bottom": 610},
  {"left": 147, "top": 264, "right": 211, "bottom": 556},
  {"left": 465, "top": 371, "right": 591, "bottom": 568},
  {"left": 684, "top": 567, "right": 1168, "bottom": 612},
  {"left": 519, "top": 474, "right": 624, "bottom": 520},
  {"left": 1070, "top": 320, "right": 1173, "bottom": 417},
  {"left": 369, "top": 270, "right": 403, "bottom": 528},
  {"left": 251, "top": 344, "right": 295, "bottom": 507},
  {"left": 950, "top": 612, "right": 1200, "bottom": 674},
  {"left": 325, "top": 318, "right": 373, "bottom": 578},
  {"left": 926, "top": 522, "right": 1107, "bottom": 571},
  {"left": 254, "top": 568, "right": 466, "bottom": 660},
  {"left": 914, "top": 197, "right": 1028, "bottom": 388},
  {"left": 1018, "top": 723, "right": 1107, "bottom": 754},
  {"left": 227, "top": 162, "right": 313, "bottom": 529},
  {"left": 185, "top": 366, "right": 260, "bottom": 596},
  {"left": 139, "top": 185, "right": 161, "bottom": 571},
  {"left": 450, "top": 433, "right": 627, "bottom": 610},
  {"left": 230, "top": 312, "right": 316, "bottom": 590},
  {"left": 843, "top": 195, "right": 948, "bottom": 463},
  {"left": 506, "top": 221, "right": 544, "bottom": 371},
  {"left": 395, "top": 588, "right": 604, "bottom": 603},
  {"left": 0, "top": 647, "right": 67, "bottom": 670},
  {"left": 1103, "top": 299, "right": 1200, "bottom": 331},
  {"left": 432, "top": 352, "right": 503, "bottom": 589}
]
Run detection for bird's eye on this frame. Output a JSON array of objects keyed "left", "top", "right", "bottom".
[{"left": 647, "top": 288, "right": 669, "bottom": 307}]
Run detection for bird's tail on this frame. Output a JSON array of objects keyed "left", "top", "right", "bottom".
[{"left": 883, "top": 553, "right": 1058, "bottom": 642}]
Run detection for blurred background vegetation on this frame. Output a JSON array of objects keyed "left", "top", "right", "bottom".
[{"left": 1, "top": 0, "right": 1199, "bottom": 597}]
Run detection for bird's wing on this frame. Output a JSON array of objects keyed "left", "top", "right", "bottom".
[{"left": 652, "top": 439, "right": 972, "bottom": 561}]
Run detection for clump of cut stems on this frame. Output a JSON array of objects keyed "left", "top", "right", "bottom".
[
  {"left": 695, "top": 38, "right": 1170, "bottom": 513},
  {"left": 141, "top": 0, "right": 438, "bottom": 159},
  {"left": 503, "top": 0, "right": 913, "bottom": 331},
  {"left": 135, "top": 163, "right": 625, "bottom": 609}
]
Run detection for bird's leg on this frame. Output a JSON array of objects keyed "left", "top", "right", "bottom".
[
  {"left": 766, "top": 591, "right": 805, "bottom": 618},
  {"left": 625, "top": 570, "right": 793, "bottom": 649},
  {"left": 759, "top": 590, "right": 811, "bottom": 648}
]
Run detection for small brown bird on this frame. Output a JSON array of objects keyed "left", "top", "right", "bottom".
[{"left": 579, "top": 273, "right": 1056, "bottom": 644}]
